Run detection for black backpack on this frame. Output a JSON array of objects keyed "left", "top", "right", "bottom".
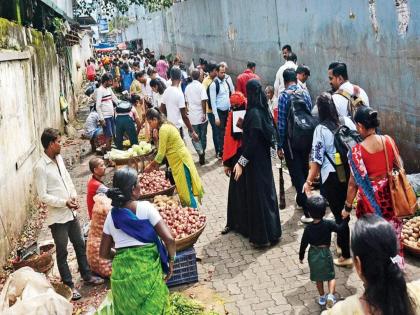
[
  {"left": 323, "top": 123, "right": 362, "bottom": 180},
  {"left": 286, "top": 91, "right": 318, "bottom": 152},
  {"left": 206, "top": 78, "right": 232, "bottom": 109}
]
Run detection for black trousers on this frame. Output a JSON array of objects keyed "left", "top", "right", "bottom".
[
  {"left": 217, "top": 109, "right": 229, "bottom": 155},
  {"left": 284, "top": 144, "right": 310, "bottom": 217},
  {"left": 323, "top": 172, "right": 351, "bottom": 258},
  {"left": 50, "top": 218, "right": 92, "bottom": 288}
]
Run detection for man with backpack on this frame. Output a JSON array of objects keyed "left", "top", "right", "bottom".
[
  {"left": 208, "top": 64, "right": 233, "bottom": 159},
  {"left": 328, "top": 62, "right": 369, "bottom": 118},
  {"left": 277, "top": 68, "right": 316, "bottom": 223}
]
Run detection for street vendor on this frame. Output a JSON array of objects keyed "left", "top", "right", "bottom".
[{"left": 144, "top": 108, "right": 204, "bottom": 208}]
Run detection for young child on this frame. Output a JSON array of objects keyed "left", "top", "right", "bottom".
[
  {"left": 83, "top": 105, "right": 104, "bottom": 152},
  {"left": 299, "top": 195, "right": 349, "bottom": 309},
  {"left": 86, "top": 158, "right": 108, "bottom": 220}
]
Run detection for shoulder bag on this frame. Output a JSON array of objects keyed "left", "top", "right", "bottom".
[{"left": 382, "top": 136, "right": 417, "bottom": 218}]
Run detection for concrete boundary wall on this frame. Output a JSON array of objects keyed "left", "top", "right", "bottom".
[
  {"left": 0, "top": 19, "right": 92, "bottom": 264},
  {"left": 128, "top": 0, "right": 419, "bottom": 172}
]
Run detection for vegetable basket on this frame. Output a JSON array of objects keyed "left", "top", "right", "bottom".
[
  {"left": 12, "top": 251, "right": 53, "bottom": 274},
  {"left": 139, "top": 185, "right": 176, "bottom": 200},
  {"left": 175, "top": 222, "right": 206, "bottom": 252},
  {"left": 404, "top": 243, "right": 420, "bottom": 257}
]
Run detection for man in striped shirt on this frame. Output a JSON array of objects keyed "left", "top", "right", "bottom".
[{"left": 96, "top": 73, "right": 120, "bottom": 152}]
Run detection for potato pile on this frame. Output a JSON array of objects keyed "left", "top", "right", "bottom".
[
  {"left": 402, "top": 216, "right": 420, "bottom": 249},
  {"left": 153, "top": 195, "right": 206, "bottom": 240},
  {"left": 139, "top": 170, "right": 172, "bottom": 195}
]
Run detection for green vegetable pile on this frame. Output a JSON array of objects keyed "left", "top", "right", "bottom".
[{"left": 169, "top": 293, "right": 219, "bottom": 315}]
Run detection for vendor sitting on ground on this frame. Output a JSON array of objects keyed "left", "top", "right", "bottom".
[
  {"left": 99, "top": 167, "right": 176, "bottom": 315},
  {"left": 83, "top": 105, "right": 104, "bottom": 152},
  {"left": 144, "top": 108, "right": 204, "bottom": 208},
  {"left": 86, "top": 157, "right": 108, "bottom": 220}
]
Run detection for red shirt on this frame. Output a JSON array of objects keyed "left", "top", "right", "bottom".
[
  {"left": 86, "top": 177, "right": 107, "bottom": 220},
  {"left": 360, "top": 138, "right": 396, "bottom": 178},
  {"left": 236, "top": 69, "right": 260, "bottom": 97}
]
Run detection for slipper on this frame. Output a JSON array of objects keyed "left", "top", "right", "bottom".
[
  {"left": 84, "top": 275, "right": 105, "bottom": 286},
  {"left": 72, "top": 288, "right": 82, "bottom": 301},
  {"left": 221, "top": 226, "right": 231, "bottom": 235}
]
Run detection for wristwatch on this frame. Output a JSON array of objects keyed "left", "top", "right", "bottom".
[{"left": 344, "top": 202, "right": 353, "bottom": 212}]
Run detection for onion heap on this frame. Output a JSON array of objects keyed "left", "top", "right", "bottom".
[
  {"left": 153, "top": 195, "right": 206, "bottom": 240},
  {"left": 139, "top": 170, "right": 172, "bottom": 195}
]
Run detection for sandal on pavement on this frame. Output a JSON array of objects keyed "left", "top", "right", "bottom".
[
  {"left": 221, "top": 226, "right": 231, "bottom": 235},
  {"left": 72, "top": 288, "right": 82, "bottom": 301},
  {"left": 84, "top": 275, "right": 105, "bottom": 286},
  {"left": 333, "top": 257, "right": 353, "bottom": 267}
]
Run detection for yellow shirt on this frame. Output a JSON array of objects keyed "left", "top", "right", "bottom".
[
  {"left": 130, "top": 79, "right": 142, "bottom": 95},
  {"left": 202, "top": 76, "right": 213, "bottom": 113},
  {"left": 321, "top": 280, "right": 420, "bottom": 315}
]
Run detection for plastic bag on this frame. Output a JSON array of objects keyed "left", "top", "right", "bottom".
[
  {"left": 0, "top": 267, "right": 72, "bottom": 315},
  {"left": 87, "top": 195, "right": 113, "bottom": 278}
]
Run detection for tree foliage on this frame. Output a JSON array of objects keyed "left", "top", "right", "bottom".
[{"left": 74, "top": 0, "right": 172, "bottom": 19}]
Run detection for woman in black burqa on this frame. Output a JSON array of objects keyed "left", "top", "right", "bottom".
[{"left": 233, "top": 79, "right": 282, "bottom": 246}]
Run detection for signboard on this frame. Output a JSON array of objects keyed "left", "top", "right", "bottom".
[{"left": 98, "top": 19, "right": 109, "bottom": 34}]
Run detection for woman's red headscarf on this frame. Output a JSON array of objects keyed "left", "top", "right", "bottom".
[{"left": 223, "top": 91, "right": 247, "bottom": 162}]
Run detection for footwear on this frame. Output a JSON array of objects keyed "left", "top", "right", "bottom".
[
  {"left": 333, "top": 257, "right": 353, "bottom": 267},
  {"left": 84, "top": 275, "right": 105, "bottom": 285},
  {"left": 295, "top": 194, "right": 303, "bottom": 210},
  {"left": 217, "top": 152, "right": 223, "bottom": 160},
  {"left": 317, "top": 294, "right": 327, "bottom": 306},
  {"left": 326, "top": 293, "right": 336, "bottom": 309},
  {"left": 199, "top": 154, "right": 205, "bottom": 165},
  {"left": 72, "top": 288, "right": 82, "bottom": 301},
  {"left": 221, "top": 226, "right": 231, "bottom": 235},
  {"left": 301, "top": 215, "right": 313, "bottom": 224}
]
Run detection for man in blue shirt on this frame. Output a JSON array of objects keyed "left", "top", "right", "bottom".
[
  {"left": 209, "top": 64, "right": 233, "bottom": 158},
  {"left": 277, "top": 68, "right": 313, "bottom": 223}
]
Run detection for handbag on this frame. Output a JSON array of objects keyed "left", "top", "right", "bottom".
[{"left": 381, "top": 136, "right": 417, "bottom": 218}]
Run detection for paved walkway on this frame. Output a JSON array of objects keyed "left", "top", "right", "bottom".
[{"left": 37, "top": 115, "right": 420, "bottom": 314}]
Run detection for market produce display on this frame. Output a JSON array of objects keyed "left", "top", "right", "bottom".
[
  {"left": 108, "top": 141, "right": 153, "bottom": 160},
  {"left": 402, "top": 216, "right": 420, "bottom": 251},
  {"left": 87, "top": 195, "right": 112, "bottom": 278},
  {"left": 139, "top": 170, "right": 173, "bottom": 195},
  {"left": 153, "top": 195, "right": 206, "bottom": 240}
]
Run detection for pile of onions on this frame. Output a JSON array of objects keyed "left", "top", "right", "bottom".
[{"left": 139, "top": 170, "right": 172, "bottom": 195}]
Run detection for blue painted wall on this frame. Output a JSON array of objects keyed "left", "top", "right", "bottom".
[{"left": 126, "top": 0, "right": 420, "bottom": 172}]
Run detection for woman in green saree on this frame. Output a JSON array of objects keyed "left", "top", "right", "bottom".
[{"left": 98, "top": 167, "right": 176, "bottom": 315}]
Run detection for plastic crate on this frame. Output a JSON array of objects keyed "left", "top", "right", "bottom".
[{"left": 166, "top": 247, "right": 198, "bottom": 287}]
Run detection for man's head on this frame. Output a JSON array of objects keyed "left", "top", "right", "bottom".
[
  {"left": 219, "top": 61, "right": 228, "bottom": 72},
  {"left": 286, "top": 52, "right": 297, "bottom": 63},
  {"left": 135, "top": 70, "right": 147, "bottom": 83},
  {"left": 281, "top": 44, "right": 292, "bottom": 60},
  {"left": 148, "top": 68, "right": 158, "bottom": 79},
  {"left": 328, "top": 62, "right": 348, "bottom": 91},
  {"left": 101, "top": 73, "right": 113, "bottom": 87},
  {"left": 265, "top": 85, "right": 274, "bottom": 100},
  {"left": 173, "top": 56, "right": 181, "bottom": 66},
  {"left": 216, "top": 64, "right": 226, "bottom": 80},
  {"left": 41, "top": 128, "right": 61, "bottom": 156},
  {"left": 170, "top": 67, "right": 182, "bottom": 83},
  {"left": 207, "top": 63, "right": 218, "bottom": 79},
  {"left": 159, "top": 55, "right": 165, "bottom": 60},
  {"left": 296, "top": 65, "right": 311, "bottom": 83},
  {"left": 247, "top": 61, "right": 256, "bottom": 73},
  {"left": 283, "top": 68, "right": 297, "bottom": 88},
  {"left": 191, "top": 68, "right": 200, "bottom": 81},
  {"left": 132, "top": 61, "right": 140, "bottom": 71},
  {"left": 89, "top": 157, "right": 106, "bottom": 177}
]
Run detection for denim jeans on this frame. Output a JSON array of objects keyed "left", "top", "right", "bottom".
[
  {"left": 50, "top": 218, "right": 92, "bottom": 288},
  {"left": 217, "top": 109, "right": 229, "bottom": 155},
  {"left": 207, "top": 112, "right": 221, "bottom": 154},
  {"left": 115, "top": 115, "right": 138, "bottom": 150},
  {"left": 190, "top": 121, "right": 208, "bottom": 155},
  {"left": 284, "top": 143, "right": 310, "bottom": 217}
]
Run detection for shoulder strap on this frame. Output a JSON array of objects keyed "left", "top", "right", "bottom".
[
  {"left": 215, "top": 79, "right": 220, "bottom": 96},
  {"left": 385, "top": 135, "right": 402, "bottom": 170},
  {"left": 381, "top": 136, "right": 391, "bottom": 175},
  {"left": 335, "top": 89, "right": 351, "bottom": 100}
]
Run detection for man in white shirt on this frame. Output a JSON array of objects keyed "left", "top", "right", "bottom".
[
  {"left": 96, "top": 73, "right": 120, "bottom": 152},
  {"left": 218, "top": 62, "right": 235, "bottom": 93},
  {"left": 328, "top": 62, "right": 369, "bottom": 118},
  {"left": 34, "top": 128, "right": 103, "bottom": 300},
  {"left": 274, "top": 51, "right": 298, "bottom": 98},
  {"left": 161, "top": 67, "right": 198, "bottom": 141},
  {"left": 185, "top": 69, "right": 208, "bottom": 165},
  {"left": 296, "top": 64, "right": 311, "bottom": 91}
]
